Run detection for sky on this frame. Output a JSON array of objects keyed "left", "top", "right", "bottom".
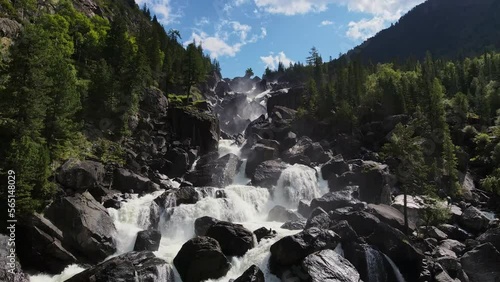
[{"left": 134, "top": 0, "right": 427, "bottom": 78}]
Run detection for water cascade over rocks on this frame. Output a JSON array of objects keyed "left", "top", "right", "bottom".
[{"left": 30, "top": 77, "right": 425, "bottom": 282}]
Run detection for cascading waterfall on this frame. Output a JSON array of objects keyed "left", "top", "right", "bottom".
[
  {"left": 274, "top": 164, "right": 324, "bottom": 208},
  {"left": 365, "top": 246, "right": 387, "bottom": 282},
  {"left": 383, "top": 254, "right": 406, "bottom": 282}
]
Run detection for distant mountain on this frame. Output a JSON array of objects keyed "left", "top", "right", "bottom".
[{"left": 346, "top": 0, "right": 500, "bottom": 63}]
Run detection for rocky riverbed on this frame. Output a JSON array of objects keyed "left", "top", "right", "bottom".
[{"left": 4, "top": 75, "right": 500, "bottom": 282}]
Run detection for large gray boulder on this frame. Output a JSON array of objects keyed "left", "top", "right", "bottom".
[
  {"left": 45, "top": 192, "right": 117, "bottom": 263},
  {"left": 368, "top": 204, "right": 415, "bottom": 232},
  {"left": 67, "top": 251, "right": 173, "bottom": 282},
  {"left": 233, "top": 265, "right": 265, "bottom": 282},
  {"left": 355, "top": 161, "right": 392, "bottom": 205},
  {"left": 164, "top": 147, "right": 190, "bottom": 178},
  {"left": 113, "top": 168, "right": 159, "bottom": 194},
  {"left": 245, "top": 144, "right": 278, "bottom": 177},
  {"left": 206, "top": 221, "right": 255, "bottom": 257},
  {"left": 477, "top": 227, "right": 500, "bottom": 251},
  {"left": 461, "top": 243, "right": 500, "bottom": 282},
  {"left": 133, "top": 230, "right": 161, "bottom": 252},
  {"left": 195, "top": 216, "right": 220, "bottom": 236},
  {"left": 267, "top": 205, "right": 304, "bottom": 222},
  {"left": 459, "top": 206, "right": 490, "bottom": 233},
  {"left": 270, "top": 228, "right": 340, "bottom": 275},
  {"left": 173, "top": 237, "right": 231, "bottom": 282},
  {"left": 57, "top": 159, "right": 105, "bottom": 192},
  {"left": 186, "top": 153, "right": 242, "bottom": 188},
  {"left": 140, "top": 86, "right": 168, "bottom": 117},
  {"left": 309, "top": 190, "right": 362, "bottom": 213},
  {"left": 251, "top": 160, "right": 288, "bottom": 188},
  {"left": 321, "top": 155, "right": 349, "bottom": 180},
  {"left": 300, "top": 249, "right": 361, "bottom": 282}
]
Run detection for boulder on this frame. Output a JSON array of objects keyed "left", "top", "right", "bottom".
[
  {"left": 298, "top": 200, "right": 312, "bottom": 218},
  {"left": 154, "top": 187, "right": 199, "bottom": 208},
  {"left": 67, "top": 251, "right": 173, "bottom": 282},
  {"left": 251, "top": 160, "right": 288, "bottom": 188},
  {"left": 164, "top": 147, "right": 190, "bottom": 178},
  {"left": 461, "top": 243, "right": 500, "bottom": 282},
  {"left": 355, "top": 161, "right": 392, "bottom": 205},
  {"left": 245, "top": 144, "right": 278, "bottom": 177},
  {"left": 253, "top": 227, "right": 277, "bottom": 243},
  {"left": 233, "top": 265, "right": 265, "bottom": 282},
  {"left": 267, "top": 205, "right": 303, "bottom": 222},
  {"left": 45, "top": 192, "right": 117, "bottom": 264},
  {"left": 113, "top": 168, "right": 159, "bottom": 194},
  {"left": 215, "top": 80, "right": 231, "bottom": 97},
  {"left": 309, "top": 190, "right": 362, "bottom": 213},
  {"left": 280, "top": 220, "right": 306, "bottom": 230},
  {"left": 173, "top": 237, "right": 231, "bottom": 282},
  {"left": 321, "top": 155, "right": 349, "bottom": 180},
  {"left": 16, "top": 214, "right": 77, "bottom": 274},
  {"left": 339, "top": 211, "right": 381, "bottom": 237},
  {"left": 167, "top": 107, "right": 220, "bottom": 154},
  {"left": 206, "top": 221, "right": 255, "bottom": 257},
  {"left": 438, "top": 224, "right": 471, "bottom": 241},
  {"left": 300, "top": 249, "right": 361, "bottom": 282},
  {"left": 368, "top": 204, "right": 414, "bottom": 232},
  {"left": 133, "top": 230, "right": 161, "bottom": 252},
  {"left": 195, "top": 216, "right": 220, "bottom": 237},
  {"left": 459, "top": 206, "right": 490, "bottom": 233},
  {"left": 477, "top": 227, "right": 500, "bottom": 251},
  {"left": 305, "top": 208, "right": 331, "bottom": 230},
  {"left": 330, "top": 220, "right": 360, "bottom": 243},
  {"left": 57, "top": 159, "right": 105, "bottom": 192},
  {"left": 269, "top": 228, "right": 340, "bottom": 274},
  {"left": 186, "top": 153, "right": 242, "bottom": 188},
  {"left": 422, "top": 226, "right": 448, "bottom": 241},
  {"left": 140, "top": 86, "right": 168, "bottom": 117},
  {"left": 148, "top": 201, "right": 161, "bottom": 230},
  {"left": 436, "top": 239, "right": 466, "bottom": 258},
  {"left": 367, "top": 222, "right": 424, "bottom": 280}
]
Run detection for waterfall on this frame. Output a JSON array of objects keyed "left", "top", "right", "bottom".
[
  {"left": 274, "top": 164, "right": 322, "bottom": 208},
  {"left": 364, "top": 246, "right": 387, "bottom": 282},
  {"left": 334, "top": 243, "right": 345, "bottom": 257},
  {"left": 382, "top": 254, "right": 406, "bottom": 282}
]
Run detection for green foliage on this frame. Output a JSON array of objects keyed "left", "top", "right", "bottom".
[
  {"left": 245, "top": 68, "right": 254, "bottom": 78},
  {"left": 421, "top": 200, "right": 451, "bottom": 228}
]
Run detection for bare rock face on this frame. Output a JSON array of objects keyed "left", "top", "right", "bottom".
[
  {"left": 461, "top": 243, "right": 500, "bottom": 282},
  {"left": 300, "top": 249, "right": 361, "bottom": 282},
  {"left": 45, "top": 192, "right": 117, "bottom": 264},
  {"left": 206, "top": 221, "right": 255, "bottom": 257}
]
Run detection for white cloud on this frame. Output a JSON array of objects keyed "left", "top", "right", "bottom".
[
  {"left": 195, "top": 17, "right": 210, "bottom": 27},
  {"left": 320, "top": 20, "right": 334, "bottom": 26},
  {"left": 186, "top": 21, "right": 267, "bottom": 58},
  {"left": 260, "top": 51, "right": 294, "bottom": 70},
  {"left": 134, "top": 0, "right": 181, "bottom": 25},
  {"left": 346, "top": 16, "right": 385, "bottom": 40},
  {"left": 254, "top": 0, "right": 329, "bottom": 15}
]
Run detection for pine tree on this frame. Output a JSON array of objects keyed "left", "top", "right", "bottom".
[{"left": 183, "top": 42, "right": 205, "bottom": 103}]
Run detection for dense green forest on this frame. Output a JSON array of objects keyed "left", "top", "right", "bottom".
[
  {"left": 264, "top": 49, "right": 500, "bottom": 200},
  {"left": 0, "top": 0, "right": 217, "bottom": 215}
]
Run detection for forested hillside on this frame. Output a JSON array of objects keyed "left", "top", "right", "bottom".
[
  {"left": 264, "top": 49, "right": 500, "bottom": 202},
  {"left": 0, "top": 0, "right": 218, "bottom": 217},
  {"left": 347, "top": 0, "right": 500, "bottom": 63}
]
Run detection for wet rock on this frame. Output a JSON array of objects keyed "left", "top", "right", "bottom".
[
  {"left": 300, "top": 249, "right": 361, "bottom": 282},
  {"left": 459, "top": 206, "right": 490, "bottom": 233},
  {"left": 321, "top": 155, "right": 349, "bottom": 180},
  {"left": 164, "top": 147, "right": 190, "bottom": 178},
  {"left": 330, "top": 220, "right": 360, "bottom": 243},
  {"left": 233, "top": 265, "right": 265, "bottom": 282},
  {"left": 206, "top": 221, "right": 255, "bottom": 257},
  {"left": 477, "top": 227, "right": 500, "bottom": 251},
  {"left": 253, "top": 227, "right": 277, "bottom": 242},
  {"left": 215, "top": 80, "right": 231, "bottom": 98},
  {"left": 339, "top": 211, "right": 381, "bottom": 237},
  {"left": 103, "top": 198, "right": 121, "bottom": 209},
  {"left": 270, "top": 227, "right": 340, "bottom": 275},
  {"left": 367, "top": 222, "right": 424, "bottom": 280},
  {"left": 174, "top": 237, "right": 230, "bottom": 282},
  {"left": 195, "top": 216, "right": 220, "bottom": 236},
  {"left": 245, "top": 144, "right": 278, "bottom": 177},
  {"left": 252, "top": 160, "right": 288, "bottom": 188},
  {"left": 67, "top": 251, "right": 173, "bottom": 282},
  {"left": 186, "top": 153, "right": 242, "bottom": 188},
  {"left": 148, "top": 201, "right": 161, "bottom": 230},
  {"left": 268, "top": 205, "right": 304, "bottom": 222},
  {"left": 133, "top": 230, "right": 161, "bottom": 252},
  {"left": 45, "top": 192, "right": 117, "bottom": 264},
  {"left": 280, "top": 220, "right": 306, "bottom": 230},
  {"left": 113, "top": 168, "right": 159, "bottom": 195},
  {"left": 298, "top": 200, "right": 312, "bottom": 218},
  {"left": 154, "top": 187, "right": 199, "bottom": 208},
  {"left": 305, "top": 208, "right": 331, "bottom": 230},
  {"left": 461, "top": 243, "right": 500, "bottom": 282}
]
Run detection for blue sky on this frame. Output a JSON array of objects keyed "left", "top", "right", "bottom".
[{"left": 134, "top": 0, "right": 426, "bottom": 78}]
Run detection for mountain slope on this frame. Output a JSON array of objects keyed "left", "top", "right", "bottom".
[{"left": 347, "top": 0, "right": 500, "bottom": 63}]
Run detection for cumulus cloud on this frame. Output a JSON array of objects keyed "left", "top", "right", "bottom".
[
  {"left": 134, "top": 0, "right": 181, "bottom": 25},
  {"left": 195, "top": 17, "right": 210, "bottom": 27},
  {"left": 186, "top": 21, "right": 267, "bottom": 58},
  {"left": 320, "top": 20, "right": 334, "bottom": 26},
  {"left": 346, "top": 17, "right": 385, "bottom": 40},
  {"left": 260, "top": 51, "right": 295, "bottom": 70},
  {"left": 254, "top": 0, "right": 329, "bottom": 15}
]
